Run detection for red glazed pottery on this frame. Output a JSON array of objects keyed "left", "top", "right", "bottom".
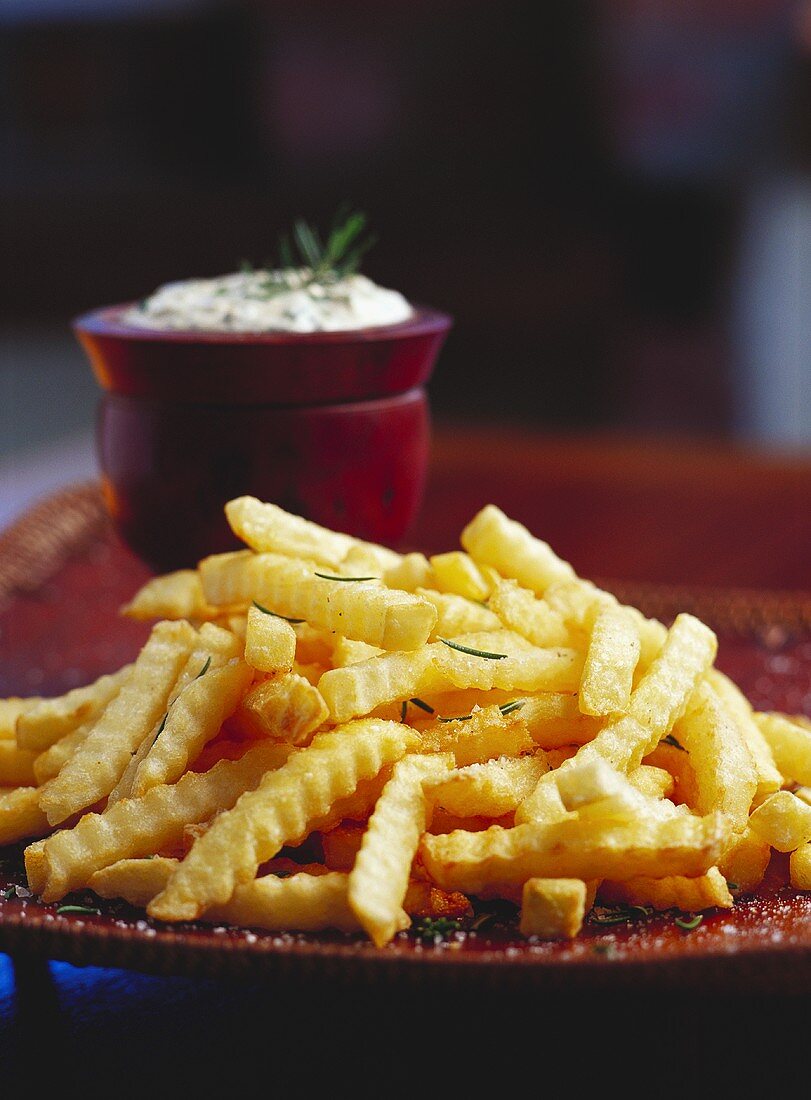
[{"left": 73, "top": 303, "right": 452, "bottom": 570}]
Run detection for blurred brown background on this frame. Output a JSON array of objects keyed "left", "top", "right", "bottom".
[{"left": 2, "top": 0, "right": 810, "bottom": 504}]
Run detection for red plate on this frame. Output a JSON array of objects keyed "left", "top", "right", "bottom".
[{"left": 0, "top": 486, "right": 809, "bottom": 991}]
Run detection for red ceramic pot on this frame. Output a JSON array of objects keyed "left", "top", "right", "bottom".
[{"left": 73, "top": 303, "right": 452, "bottom": 571}]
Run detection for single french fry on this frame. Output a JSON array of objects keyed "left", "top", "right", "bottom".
[
  {"left": 235, "top": 673, "right": 329, "bottom": 746},
  {"left": 461, "top": 504, "right": 576, "bottom": 594},
  {"left": 431, "top": 641, "right": 583, "bottom": 694},
  {"left": 200, "top": 550, "right": 436, "bottom": 651},
  {"left": 717, "top": 826, "right": 771, "bottom": 894},
  {"left": 748, "top": 790, "right": 811, "bottom": 853},
  {"left": 383, "top": 553, "right": 435, "bottom": 592},
  {"left": 789, "top": 843, "right": 811, "bottom": 890},
  {"left": 429, "top": 552, "right": 497, "bottom": 602},
  {"left": 244, "top": 604, "right": 297, "bottom": 674},
  {"left": 753, "top": 712, "right": 811, "bottom": 787},
  {"left": 89, "top": 855, "right": 182, "bottom": 907},
  {"left": 33, "top": 722, "right": 92, "bottom": 785},
  {"left": 148, "top": 719, "right": 414, "bottom": 921},
  {"left": 38, "top": 621, "right": 197, "bottom": 826},
  {"left": 29, "top": 740, "right": 293, "bottom": 902},
  {"left": 708, "top": 670, "right": 783, "bottom": 801},
  {"left": 430, "top": 754, "right": 548, "bottom": 819},
  {"left": 129, "top": 660, "right": 253, "bottom": 798},
  {"left": 671, "top": 683, "right": 757, "bottom": 831},
  {"left": 579, "top": 605, "right": 640, "bottom": 717},
  {"left": 0, "top": 787, "right": 50, "bottom": 846},
  {"left": 598, "top": 866, "right": 733, "bottom": 911},
  {"left": 1, "top": 699, "right": 37, "bottom": 739},
  {"left": 0, "top": 742, "right": 38, "bottom": 787},
  {"left": 121, "top": 570, "right": 233, "bottom": 622},
  {"left": 488, "top": 580, "right": 574, "bottom": 648},
  {"left": 520, "top": 877, "right": 586, "bottom": 939},
  {"left": 420, "top": 812, "right": 727, "bottom": 895},
  {"left": 348, "top": 754, "right": 453, "bottom": 946},
  {"left": 15, "top": 665, "right": 133, "bottom": 752},
  {"left": 225, "top": 495, "right": 403, "bottom": 572},
  {"left": 318, "top": 648, "right": 444, "bottom": 724}
]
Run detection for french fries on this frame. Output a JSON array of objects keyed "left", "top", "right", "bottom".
[{"left": 0, "top": 497, "right": 806, "bottom": 949}]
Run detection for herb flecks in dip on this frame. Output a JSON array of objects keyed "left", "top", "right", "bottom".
[
  {"left": 126, "top": 270, "right": 413, "bottom": 333},
  {"left": 125, "top": 210, "right": 413, "bottom": 334}
]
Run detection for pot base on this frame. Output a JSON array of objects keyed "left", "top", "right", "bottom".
[{"left": 99, "top": 388, "right": 430, "bottom": 571}]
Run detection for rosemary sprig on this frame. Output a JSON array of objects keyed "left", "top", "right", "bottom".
[
  {"left": 253, "top": 208, "right": 377, "bottom": 298},
  {"left": 400, "top": 697, "right": 436, "bottom": 722},
  {"left": 499, "top": 700, "right": 525, "bottom": 717},
  {"left": 314, "top": 572, "right": 377, "bottom": 583},
  {"left": 409, "top": 698, "right": 435, "bottom": 714},
  {"left": 674, "top": 913, "right": 703, "bottom": 931},
  {"left": 194, "top": 656, "right": 212, "bottom": 680},
  {"left": 252, "top": 600, "right": 304, "bottom": 624},
  {"left": 439, "top": 638, "right": 508, "bottom": 660},
  {"left": 661, "top": 734, "right": 687, "bottom": 752},
  {"left": 435, "top": 700, "right": 522, "bottom": 724}
]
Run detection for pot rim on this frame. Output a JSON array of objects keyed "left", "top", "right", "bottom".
[{"left": 72, "top": 301, "right": 453, "bottom": 346}]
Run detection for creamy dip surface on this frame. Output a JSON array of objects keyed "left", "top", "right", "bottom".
[{"left": 124, "top": 269, "right": 414, "bottom": 333}]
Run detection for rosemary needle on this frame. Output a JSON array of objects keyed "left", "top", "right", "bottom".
[{"left": 438, "top": 638, "right": 508, "bottom": 660}]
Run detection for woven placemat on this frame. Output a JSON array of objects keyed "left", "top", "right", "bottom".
[{"left": 0, "top": 483, "right": 108, "bottom": 611}]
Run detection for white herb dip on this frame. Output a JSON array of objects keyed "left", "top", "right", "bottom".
[{"left": 124, "top": 269, "right": 413, "bottom": 333}]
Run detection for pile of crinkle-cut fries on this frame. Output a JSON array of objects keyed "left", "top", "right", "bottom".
[{"left": 1, "top": 499, "right": 810, "bottom": 945}]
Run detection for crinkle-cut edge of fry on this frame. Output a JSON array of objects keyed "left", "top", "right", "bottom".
[
  {"left": 34, "top": 740, "right": 294, "bottom": 902},
  {"left": 420, "top": 811, "right": 728, "bottom": 894},
  {"left": 347, "top": 754, "right": 453, "bottom": 946},
  {"left": 130, "top": 659, "right": 254, "bottom": 798},
  {"left": 91, "top": 857, "right": 473, "bottom": 928},
  {"left": 598, "top": 866, "right": 733, "bottom": 911},
  {"left": 579, "top": 604, "right": 640, "bottom": 717},
  {"left": 14, "top": 665, "right": 133, "bottom": 751},
  {"left": 147, "top": 719, "right": 414, "bottom": 922},
  {"left": 39, "top": 620, "right": 198, "bottom": 826}
]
